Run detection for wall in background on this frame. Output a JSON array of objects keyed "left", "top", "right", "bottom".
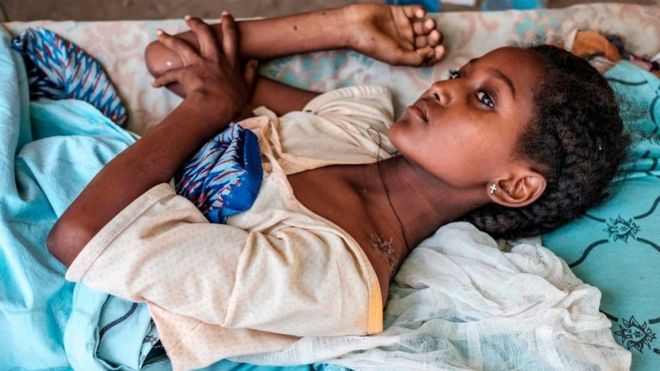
[{"left": 0, "top": 0, "right": 656, "bottom": 22}]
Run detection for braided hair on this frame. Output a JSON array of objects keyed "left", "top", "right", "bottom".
[{"left": 464, "top": 45, "right": 630, "bottom": 239}]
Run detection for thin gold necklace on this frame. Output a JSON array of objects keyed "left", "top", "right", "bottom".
[{"left": 375, "top": 135, "right": 412, "bottom": 253}]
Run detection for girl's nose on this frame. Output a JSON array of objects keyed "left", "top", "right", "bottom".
[{"left": 429, "top": 81, "right": 452, "bottom": 106}]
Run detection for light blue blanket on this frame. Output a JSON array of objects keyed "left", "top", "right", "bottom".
[
  {"left": 0, "top": 24, "right": 156, "bottom": 368},
  {"left": 0, "top": 26, "right": 336, "bottom": 371}
]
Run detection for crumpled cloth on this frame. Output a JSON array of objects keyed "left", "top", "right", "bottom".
[
  {"left": 231, "top": 222, "right": 631, "bottom": 371},
  {"left": 11, "top": 27, "right": 128, "bottom": 126},
  {"left": 175, "top": 123, "right": 263, "bottom": 224}
]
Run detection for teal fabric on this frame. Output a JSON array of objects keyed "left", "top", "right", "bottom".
[
  {"left": 0, "top": 20, "right": 66, "bottom": 369},
  {"left": 0, "top": 24, "right": 158, "bottom": 369},
  {"left": 0, "top": 27, "right": 343, "bottom": 371},
  {"left": 543, "top": 61, "right": 660, "bottom": 371},
  {"left": 0, "top": 24, "right": 144, "bottom": 368}
]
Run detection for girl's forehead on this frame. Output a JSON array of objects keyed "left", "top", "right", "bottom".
[
  {"left": 470, "top": 48, "right": 545, "bottom": 94},
  {"left": 471, "top": 47, "right": 540, "bottom": 67}
]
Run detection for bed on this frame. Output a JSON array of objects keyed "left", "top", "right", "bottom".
[{"left": 2, "top": 3, "right": 658, "bottom": 370}]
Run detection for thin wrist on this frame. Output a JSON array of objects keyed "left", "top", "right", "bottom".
[
  {"left": 182, "top": 92, "right": 236, "bottom": 133},
  {"left": 333, "top": 6, "right": 355, "bottom": 49},
  {"left": 235, "top": 5, "right": 355, "bottom": 59}
]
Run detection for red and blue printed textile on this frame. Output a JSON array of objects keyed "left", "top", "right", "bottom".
[
  {"left": 175, "top": 123, "right": 263, "bottom": 223},
  {"left": 11, "top": 27, "right": 128, "bottom": 127}
]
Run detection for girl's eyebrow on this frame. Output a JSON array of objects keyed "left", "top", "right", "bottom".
[
  {"left": 465, "top": 58, "right": 515, "bottom": 99},
  {"left": 488, "top": 68, "right": 516, "bottom": 99}
]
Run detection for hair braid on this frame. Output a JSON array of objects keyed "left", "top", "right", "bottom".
[{"left": 464, "top": 45, "right": 630, "bottom": 239}]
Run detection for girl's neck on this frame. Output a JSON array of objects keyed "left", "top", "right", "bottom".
[{"left": 356, "top": 155, "right": 489, "bottom": 251}]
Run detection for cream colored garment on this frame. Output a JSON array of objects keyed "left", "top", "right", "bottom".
[{"left": 65, "top": 85, "right": 398, "bottom": 370}]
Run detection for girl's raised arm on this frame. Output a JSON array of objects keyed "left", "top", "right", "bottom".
[
  {"left": 146, "top": 4, "right": 444, "bottom": 73},
  {"left": 145, "top": 4, "right": 445, "bottom": 114},
  {"left": 47, "top": 14, "right": 253, "bottom": 267}
]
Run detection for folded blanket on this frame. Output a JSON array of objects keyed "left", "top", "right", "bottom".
[
  {"left": 0, "top": 24, "right": 163, "bottom": 369},
  {"left": 0, "top": 25, "right": 150, "bottom": 368}
]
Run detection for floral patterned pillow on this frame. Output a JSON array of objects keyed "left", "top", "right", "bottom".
[{"left": 543, "top": 61, "right": 660, "bottom": 371}]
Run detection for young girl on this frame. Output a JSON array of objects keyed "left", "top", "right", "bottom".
[{"left": 46, "top": 4, "right": 628, "bottom": 370}]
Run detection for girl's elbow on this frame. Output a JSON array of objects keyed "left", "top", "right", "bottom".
[
  {"left": 144, "top": 40, "right": 182, "bottom": 77},
  {"left": 46, "top": 220, "right": 94, "bottom": 267}
]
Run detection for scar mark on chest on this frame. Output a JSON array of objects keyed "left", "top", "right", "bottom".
[{"left": 370, "top": 233, "right": 398, "bottom": 277}]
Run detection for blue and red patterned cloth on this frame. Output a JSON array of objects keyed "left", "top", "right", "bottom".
[
  {"left": 12, "top": 27, "right": 262, "bottom": 223},
  {"left": 11, "top": 27, "right": 128, "bottom": 127},
  {"left": 174, "top": 123, "right": 263, "bottom": 223}
]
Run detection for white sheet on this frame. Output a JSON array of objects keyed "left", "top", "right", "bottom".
[{"left": 231, "top": 222, "right": 631, "bottom": 370}]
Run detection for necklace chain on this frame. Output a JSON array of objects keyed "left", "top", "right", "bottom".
[{"left": 375, "top": 135, "right": 412, "bottom": 253}]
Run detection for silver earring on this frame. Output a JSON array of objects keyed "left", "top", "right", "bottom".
[{"left": 488, "top": 183, "right": 497, "bottom": 194}]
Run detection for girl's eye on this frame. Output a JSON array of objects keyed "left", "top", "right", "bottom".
[
  {"left": 448, "top": 69, "right": 495, "bottom": 109},
  {"left": 476, "top": 91, "right": 495, "bottom": 109}
]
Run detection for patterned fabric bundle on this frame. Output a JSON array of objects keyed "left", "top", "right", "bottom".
[
  {"left": 11, "top": 27, "right": 128, "bottom": 127},
  {"left": 175, "top": 124, "right": 263, "bottom": 223}
]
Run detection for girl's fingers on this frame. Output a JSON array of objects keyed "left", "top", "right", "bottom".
[
  {"left": 413, "top": 18, "right": 436, "bottom": 35},
  {"left": 402, "top": 5, "right": 425, "bottom": 19},
  {"left": 414, "top": 23, "right": 442, "bottom": 49},
  {"left": 157, "top": 29, "right": 199, "bottom": 65},
  {"left": 424, "top": 18, "right": 436, "bottom": 32},
  {"left": 243, "top": 59, "right": 259, "bottom": 87},
  {"left": 185, "top": 16, "right": 220, "bottom": 62},
  {"left": 413, "top": 21, "right": 424, "bottom": 36},
  {"left": 428, "top": 29, "right": 443, "bottom": 46},
  {"left": 152, "top": 68, "right": 185, "bottom": 88},
  {"left": 415, "top": 35, "right": 428, "bottom": 49},
  {"left": 220, "top": 11, "right": 239, "bottom": 70},
  {"left": 435, "top": 45, "right": 445, "bottom": 60},
  {"left": 392, "top": 45, "right": 430, "bottom": 66},
  {"left": 425, "top": 45, "right": 445, "bottom": 65}
]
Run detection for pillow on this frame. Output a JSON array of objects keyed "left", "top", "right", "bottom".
[{"left": 542, "top": 61, "right": 660, "bottom": 371}]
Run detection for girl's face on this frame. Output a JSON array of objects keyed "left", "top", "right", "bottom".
[{"left": 389, "top": 47, "right": 545, "bottom": 189}]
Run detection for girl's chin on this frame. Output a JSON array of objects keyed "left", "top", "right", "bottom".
[
  {"left": 389, "top": 117, "right": 423, "bottom": 143},
  {"left": 386, "top": 122, "right": 402, "bottom": 144},
  {"left": 387, "top": 125, "right": 417, "bottom": 156}
]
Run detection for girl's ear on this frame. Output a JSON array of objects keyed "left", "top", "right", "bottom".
[{"left": 488, "top": 170, "right": 546, "bottom": 208}]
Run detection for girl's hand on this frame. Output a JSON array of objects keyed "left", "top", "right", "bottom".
[
  {"left": 152, "top": 12, "right": 258, "bottom": 123},
  {"left": 345, "top": 4, "right": 445, "bottom": 66}
]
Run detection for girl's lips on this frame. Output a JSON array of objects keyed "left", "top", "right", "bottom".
[{"left": 407, "top": 101, "right": 427, "bottom": 123}]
